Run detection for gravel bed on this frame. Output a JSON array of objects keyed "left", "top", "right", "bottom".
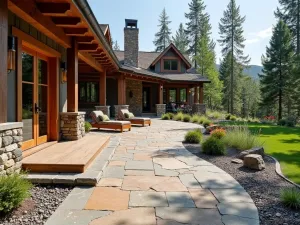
[
  {"left": 184, "top": 143, "right": 300, "bottom": 225},
  {"left": 0, "top": 185, "right": 72, "bottom": 225}
]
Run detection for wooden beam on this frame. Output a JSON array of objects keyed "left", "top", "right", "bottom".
[
  {"left": 76, "top": 36, "right": 94, "bottom": 43},
  {"left": 52, "top": 17, "right": 81, "bottom": 27},
  {"left": 199, "top": 83, "right": 204, "bottom": 104},
  {"left": 194, "top": 86, "right": 199, "bottom": 104},
  {"left": 78, "top": 52, "right": 104, "bottom": 72},
  {"left": 67, "top": 38, "right": 78, "bottom": 112},
  {"left": 0, "top": 0, "right": 8, "bottom": 123},
  {"left": 37, "top": 2, "right": 70, "bottom": 16},
  {"left": 16, "top": 37, "right": 22, "bottom": 122},
  {"left": 78, "top": 43, "right": 98, "bottom": 51},
  {"left": 118, "top": 75, "right": 126, "bottom": 105},
  {"left": 158, "top": 83, "right": 163, "bottom": 104},
  {"left": 8, "top": 0, "right": 71, "bottom": 48},
  {"left": 99, "top": 70, "right": 106, "bottom": 105},
  {"left": 64, "top": 28, "right": 88, "bottom": 36}
]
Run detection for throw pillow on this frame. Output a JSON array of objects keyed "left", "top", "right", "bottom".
[
  {"left": 129, "top": 113, "right": 134, "bottom": 118},
  {"left": 98, "top": 115, "right": 104, "bottom": 122},
  {"left": 103, "top": 115, "right": 110, "bottom": 121},
  {"left": 124, "top": 112, "right": 130, "bottom": 119}
]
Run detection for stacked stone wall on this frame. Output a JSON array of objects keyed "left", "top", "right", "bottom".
[
  {"left": 192, "top": 104, "right": 206, "bottom": 115},
  {"left": 156, "top": 104, "right": 166, "bottom": 117},
  {"left": 60, "top": 112, "right": 86, "bottom": 141},
  {"left": 126, "top": 79, "right": 142, "bottom": 116}
]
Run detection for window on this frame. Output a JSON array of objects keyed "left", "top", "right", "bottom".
[
  {"left": 180, "top": 88, "right": 187, "bottom": 102},
  {"left": 169, "top": 89, "right": 177, "bottom": 102},
  {"left": 79, "top": 82, "right": 99, "bottom": 103},
  {"left": 164, "top": 60, "right": 178, "bottom": 71}
]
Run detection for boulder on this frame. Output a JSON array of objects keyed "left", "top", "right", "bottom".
[
  {"left": 243, "top": 154, "right": 265, "bottom": 170},
  {"left": 231, "top": 159, "right": 243, "bottom": 164},
  {"left": 237, "top": 147, "right": 264, "bottom": 159}
]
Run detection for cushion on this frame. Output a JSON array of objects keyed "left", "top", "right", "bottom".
[
  {"left": 98, "top": 114, "right": 110, "bottom": 122},
  {"left": 98, "top": 121, "right": 131, "bottom": 125},
  {"left": 128, "top": 113, "right": 134, "bottom": 118},
  {"left": 124, "top": 111, "right": 134, "bottom": 119},
  {"left": 90, "top": 111, "right": 104, "bottom": 123}
]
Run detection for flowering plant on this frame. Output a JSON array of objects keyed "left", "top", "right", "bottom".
[{"left": 211, "top": 128, "right": 226, "bottom": 139}]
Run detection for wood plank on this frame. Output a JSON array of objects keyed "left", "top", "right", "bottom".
[
  {"left": 99, "top": 70, "right": 106, "bottom": 105},
  {"left": 52, "top": 17, "right": 81, "bottom": 27},
  {"left": 23, "top": 141, "right": 57, "bottom": 158},
  {"left": 37, "top": 2, "right": 70, "bottom": 15},
  {"left": 64, "top": 28, "right": 88, "bottom": 36},
  {"left": 22, "top": 135, "right": 110, "bottom": 173},
  {"left": 8, "top": 0, "right": 71, "bottom": 48},
  {"left": 16, "top": 37, "right": 22, "bottom": 122},
  {"left": 78, "top": 51, "right": 104, "bottom": 72},
  {"left": 76, "top": 36, "right": 94, "bottom": 43},
  {"left": 0, "top": 0, "right": 8, "bottom": 123},
  {"left": 78, "top": 43, "right": 98, "bottom": 51},
  {"left": 67, "top": 38, "right": 78, "bottom": 112}
]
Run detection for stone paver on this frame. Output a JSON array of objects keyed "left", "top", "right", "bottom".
[
  {"left": 89, "top": 208, "right": 156, "bottom": 225},
  {"left": 85, "top": 187, "right": 129, "bottom": 211},
  {"left": 129, "top": 191, "right": 168, "bottom": 207},
  {"left": 166, "top": 192, "right": 195, "bottom": 208},
  {"left": 46, "top": 119, "right": 258, "bottom": 225}
]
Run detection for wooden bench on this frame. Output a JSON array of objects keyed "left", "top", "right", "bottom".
[{"left": 91, "top": 121, "right": 131, "bottom": 132}]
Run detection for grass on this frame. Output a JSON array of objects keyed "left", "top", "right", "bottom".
[
  {"left": 219, "top": 121, "right": 300, "bottom": 184},
  {"left": 280, "top": 187, "right": 300, "bottom": 209}
]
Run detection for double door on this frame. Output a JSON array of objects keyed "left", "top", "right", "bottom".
[{"left": 22, "top": 47, "right": 49, "bottom": 150}]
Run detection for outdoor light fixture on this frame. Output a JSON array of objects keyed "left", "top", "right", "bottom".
[
  {"left": 61, "top": 61, "right": 67, "bottom": 83},
  {"left": 160, "top": 84, "right": 163, "bottom": 90},
  {"left": 7, "top": 36, "right": 16, "bottom": 73}
]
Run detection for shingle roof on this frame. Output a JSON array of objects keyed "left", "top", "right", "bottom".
[{"left": 99, "top": 24, "right": 109, "bottom": 34}]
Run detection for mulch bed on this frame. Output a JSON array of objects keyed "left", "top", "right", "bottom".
[
  {"left": 184, "top": 143, "right": 300, "bottom": 225},
  {"left": 0, "top": 185, "right": 72, "bottom": 225}
]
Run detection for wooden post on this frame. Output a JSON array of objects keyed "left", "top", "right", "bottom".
[
  {"left": 67, "top": 38, "right": 78, "bottom": 112},
  {"left": 0, "top": 0, "right": 8, "bottom": 123},
  {"left": 199, "top": 83, "right": 204, "bottom": 104},
  {"left": 99, "top": 69, "right": 106, "bottom": 105},
  {"left": 193, "top": 86, "right": 199, "bottom": 104},
  {"left": 187, "top": 87, "right": 191, "bottom": 104},
  {"left": 158, "top": 83, "right": 163, "bottom": 104},
  {"left": 118, "top": 75, "right": 126, "bottom": 105}
]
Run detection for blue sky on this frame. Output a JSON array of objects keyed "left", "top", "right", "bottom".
[{"left": 87, "top": 0, "right": 279, "bottom": 66}]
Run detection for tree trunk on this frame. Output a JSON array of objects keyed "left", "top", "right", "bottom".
[
  {"left": 230, "top": 1, "right": 234, "bottom": 114},
  {"left": 297, "top": 0, "right": 300, "bottom": 54}
]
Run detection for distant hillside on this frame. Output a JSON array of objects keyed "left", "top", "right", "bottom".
[{"left": 216, "top": 64, "right": 262, "bottom": 80}]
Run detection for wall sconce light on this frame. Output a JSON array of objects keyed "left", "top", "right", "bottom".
[
  {"left": 60, "top": 61, "right": 67, "bottom": 83},
  {"left": 129, "top": 90, "right": 133, "bottom": 98},
  {"left": 7, "top": 36, "right": 16, "bottom": 74},
  {"left": 160, "top": 84, "right": 163, "bottom": 90}
]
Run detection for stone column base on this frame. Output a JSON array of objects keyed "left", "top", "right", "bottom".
[
  {"left": 192, "top": 104, "right": 206, "bottom": 115},
  {"left": 0, "top": 122, "right": 23, "bottom": 176},
  {"left": 114, "top": 105, "right": 129, "bottom": 120},
  {"left": 60, "top": 112, "right": 86, "bottom": 141},
  {"left": 156, "top": 104, "right": 166, "bottom": 117},
  {"left": 95, "top": 106, "right": 111, "bottom": 118}
]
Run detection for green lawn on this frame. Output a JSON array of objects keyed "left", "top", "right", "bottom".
[{"left": 219, "top": 122, "right": 300, "bottom": 184}]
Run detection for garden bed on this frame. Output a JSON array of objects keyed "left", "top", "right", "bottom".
[
  {"left": 184, "top": 143, "right": 300, "bottom": 225},
  {"left": 0, "top": 185, "right": 72, "bottom": 225}
]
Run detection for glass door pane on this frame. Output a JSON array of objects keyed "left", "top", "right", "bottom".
[
  {"left": 38, "top": 59, "right": 48, "bottom": 137},
  {"left": 22, "top": 53, "right": 34, "bottom": 142}
]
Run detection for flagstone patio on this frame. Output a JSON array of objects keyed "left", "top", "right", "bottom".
[{"left": 45, "top": 119, "right": 259, "bottom": 225}]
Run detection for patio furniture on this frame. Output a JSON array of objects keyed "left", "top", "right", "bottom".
[
  {"left": 120, "top": 109, "right": 151, "bottom": 127},
  {"left": 90, "top": 111, "right": 131, "bottom": 132}
]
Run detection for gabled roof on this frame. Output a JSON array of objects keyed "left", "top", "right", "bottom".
[
  {"left": 99, "top": 24, "right": 109, "bottom": 34},
  {"left": 150, "top": 43, "right": 192, "bottom": 69}
]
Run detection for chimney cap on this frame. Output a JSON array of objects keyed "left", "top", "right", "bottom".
[{"left": 125, "top": 19, "right": 138, "bottom": 29}]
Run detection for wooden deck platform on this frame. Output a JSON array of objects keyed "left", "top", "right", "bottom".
[{"left": 22, "top": 135, "right": 110, "bottom": 173}]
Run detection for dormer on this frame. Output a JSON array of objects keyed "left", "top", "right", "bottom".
[
  {"left": 150, "top": 43, "right": 191, "bottom": 73},
  {"left": 99, "top": 24, "right": 112, "bottom": 46}
]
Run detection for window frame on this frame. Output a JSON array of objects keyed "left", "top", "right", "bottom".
[
  {"left": 79, "top": 81, "right": 99, "bottom": 103},
  {"left": 161, "top": 57, "right": 180, "bottom": 72}
]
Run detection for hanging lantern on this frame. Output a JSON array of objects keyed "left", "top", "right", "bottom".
[{"left": 7, "top": 36, "right": 16, "bottom": 73}]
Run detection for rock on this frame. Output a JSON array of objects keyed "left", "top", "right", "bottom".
[
  {"left": 0, "top": 154, "right": 8, "bottom": 165},
  {"left": 243, "top": 154, "right": 265, "bottom": 170},
  {"left": 231, "top": 159, "right": 243, "bottom": 164},
  {"left": 12, "top": 148, "right": 23, "bottom": 158},
  {"left": 4, "top": 130, "right": 12, "bottom": 136},
  {"left": 13, "top": 136, "right": 23, "bottom": 143},
  {"left": 4, "top": 159, "right": 15, "bottom": 169},
  {"left": 6, "top": 166, "right": 15, "bottom": 175},
  {"left": 15, "top": 156, "right": 23, "bottom": 162},
  {"left": 276, "top": 213, "right": 281, "bottom": 217},
  {"left": 12, "top": 129, "right": 18, "bottom": 136},
  {"left": 0, "top": 137, "right": 2, "bottom": 147},
  {"left": 0, "top": 148, "right": 4, "bottom": 154},
  {"left": 238, "top": 147, "right": 265, "bottom": 159},
  {"left": 5, "top": 143, "right": 18, "bottom": 152},
  {"left": 17, "top": 129, "right": 23, "bottom": 135},
  {"left": 7, "top": 152, "right": 12, "bottom": 159},
  {"left": 0, "top": 165, "right": 4, "bottom": 171},
  {"left": 2, "top": 136, "right": 13, "bottom": 146}
]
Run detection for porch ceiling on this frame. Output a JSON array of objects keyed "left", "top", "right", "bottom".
[{"left": 8, "top": 0, "right": 119, "bottom": 72}]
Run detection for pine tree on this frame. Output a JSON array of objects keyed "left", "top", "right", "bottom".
[
  {"left": 113, "top": 40, "right": 120, "bottom": 51},
  {"left": 218, "top": 0, "right": 250, "bottom": 114},
  {"left": 172, "top": 23, "right": 189, "bottom": 54},
  {"left": 241, "top": 76, "right": 260, "bottom": 118},
  {"left": 185, "top": 0, "right": 210, "bottom": 67},
  {"left": 259, "top": 20, "right": 295, "bottom": 120},
  {"left": 153, "top": 8, "right": 172, "bottom": 52}
]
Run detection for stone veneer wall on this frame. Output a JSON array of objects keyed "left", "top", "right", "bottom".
[
  {"left": 126, "top": 79, "right": 142, "bottom": 116},
  {"left": 60, "top": 112, "right": 86, "bottom": 141},
  {"left": 95, "top": 106, "right": 111, "bottom": 118},
  {"left": 156, "top": 104, "right": 166, "bottom": 117},
  {"left": 0, "top": 123, "right": 23, "bottom": 176},
  {"left": 124, "top": 28, "right": 139, "bottom": 67},
  {"left": 192, "top": 104, "right": 206, "bottom": 115},
  {"left": 114, "top": 105, "right": 129, "bottom": 120}
]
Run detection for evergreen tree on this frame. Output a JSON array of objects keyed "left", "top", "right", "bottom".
[
  {"left": 241, "top": 76, "right": 260, "bottom": 118},
  {"left": 113, "top": 40, "right": 120, "bottom": 51},
  {"left": 185, "top": 0, "right": 210, "bottom": 67},
  {"left": 172, "top": 23, "right": 189, "bottom": 54},
  {"left": 153, "top": 8, "right": 172, "bottom": 52},
  {"left": 218, "top": 0, "right": 250, "bottom": 114},
  {"left": 259, "top": 20, "right": 295, "bottom": 120}
]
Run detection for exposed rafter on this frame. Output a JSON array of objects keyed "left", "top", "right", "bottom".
[
  {"left": 37, "top": 2, "right": 70, "bottom": 16},
  {"left": 52, "top": 17, "right": 81, "bottom": 27},
  {"left": 78, "top": 43, "right": 99, "bottom": 51},
  {"left": 64, "top": 28, "right": 88, "bottom": 36},
  {"left": 76, "top": 36, "right": 94, "bottom": 44}
]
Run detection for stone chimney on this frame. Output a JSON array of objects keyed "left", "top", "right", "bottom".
[{"left": 124, "top": 19, "right": 139, "bottom": 67}]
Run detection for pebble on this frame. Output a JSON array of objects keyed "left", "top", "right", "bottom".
[{"left": 276, "top": 213, "right": 281, "bottom": 217}]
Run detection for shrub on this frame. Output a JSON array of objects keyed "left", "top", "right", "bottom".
[
  {"left": 207, "top": 110, "right": 223, "bottom": 120},
  {"left": 202, "top": 118, "right": 212, "bottom": 128},
  {"left": 167, "top": 113, "right": 175, "bottom": 120},
  {"left": 286, "top": 116, "right": 297, "bottom": 127},
  {"left": 202, "top": 136, "right": 226, "bottom": 155},
  {"left": 198, "top": 116, "right": 208, "bottom": 124},
  {"left": 0, "top": 173, "right": 32, "bottom": 213},
  {"left": 184, "top": 129, "right": 203, "bottom": 144},
  {"left": 225, "top": 114, "right": 231, "bottom": 120},
  {"left": 211, "top": 128, "right": 226, "bottom": 139},
  {"left": 183, "top": 114, "right": 191, "bottom": 122},
  {"left": 280, "top": 188, "right": 300, "bottom": 209},
  {"left": 85, "top": 122, "right": 92, "bottom": 133},
  {"left": 174, "top": 112, "right": 184, "bottom": 121},
  {"left": 278, "top": 119, "right": 286, "bottom": 126},
  {"left": 161, "top": 113, "right": 170, "bottom": 120},
  {"left": 191, "top": 115, "right": 200, "bottom": 123},
  {"left": 222, "top": 125, "right": 263, "bottom": 151},
  {"left": 230, "top": 115, "right": 237, "bottom": 121}
]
